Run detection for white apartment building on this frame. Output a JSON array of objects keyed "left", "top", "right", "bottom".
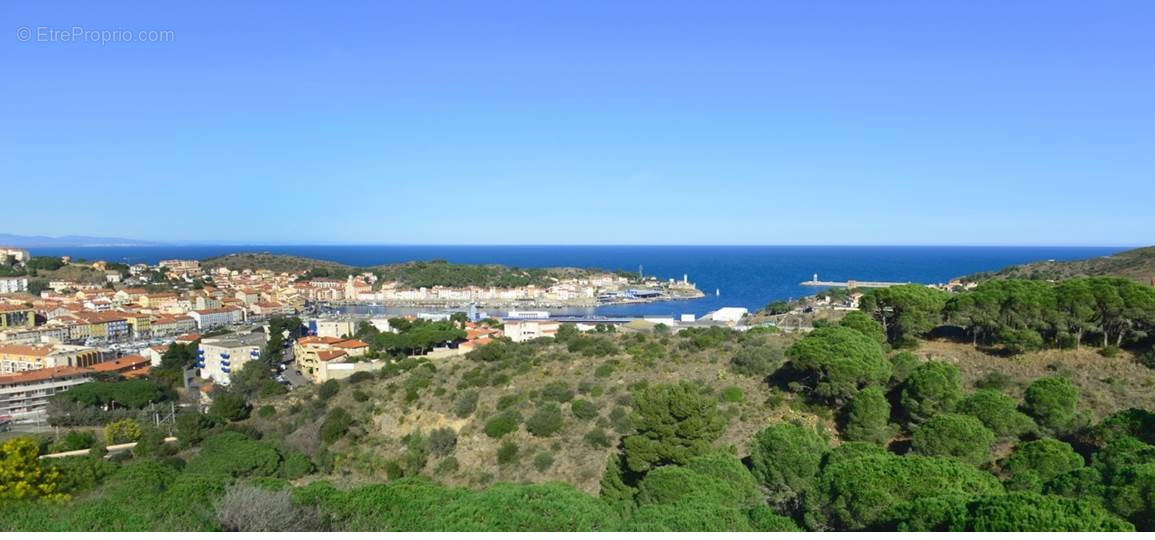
[
  {"left": 196, "top": 332, "right": 267, "bottom": 385},
  {"left": 189, "top": 307, "right": 245, "bottom": 329},
  {"left": 0, "top": 367, "right": 93, "bottom": 420},
  {"left": 0, "top": 277, "right": 28, "bottom": 294}
]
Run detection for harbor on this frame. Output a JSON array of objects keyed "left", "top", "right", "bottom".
[{"left": 800, "top": 273, "right": 913, "bottom": 289}]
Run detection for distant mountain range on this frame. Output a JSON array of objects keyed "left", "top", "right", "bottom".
[{"left": 0, "top": 233, "right": 162, "bottom": 248}]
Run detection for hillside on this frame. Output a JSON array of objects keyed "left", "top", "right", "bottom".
[
  {"left": 201, "top": 253, "right": 354, "bottom": 276},
  {"left": 8, "top": 320, "right": 1155, "bottom": 531},
  {"left": 966, "top": 245, "right": 1155, "bottom": 283},
  {"left": 254, "top": 328, "right": 806, "bottom": 493},
  {"left": 202, "top": 252, "right": 607, "bottom": 288}
]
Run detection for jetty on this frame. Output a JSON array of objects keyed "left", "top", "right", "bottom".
[{"left": 800, "top": 273, "right": 912, "bottom": 288}]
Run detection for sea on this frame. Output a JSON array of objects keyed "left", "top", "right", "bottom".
[{"left": 27, "top": 245, "right": 1125, "bottom": 318}]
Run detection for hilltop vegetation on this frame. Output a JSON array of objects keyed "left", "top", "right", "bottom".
[
  {"left": 201, "top": 253, "right": 602, "bottom": 288},
  {"left": 967, "top": 245, "right": 1155, "bottom": 284},
  {"left": 201, "top": 253, "right": 353, "bottom": 276},
  {"left": 5, "top": 276, "right": 1155, "bottom": 531}
]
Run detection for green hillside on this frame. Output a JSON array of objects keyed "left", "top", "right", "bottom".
[{"left": 967, "top": 246, "right": 1155, "bottom": 283}]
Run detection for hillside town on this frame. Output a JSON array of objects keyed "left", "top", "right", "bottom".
[{"left": 0, "top": 248, "right": 735, "bottom": 426}]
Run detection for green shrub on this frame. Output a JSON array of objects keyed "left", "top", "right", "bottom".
[
  {"left": 901, "top": 361, "right": 963, "bottom": 424},
  {"left": 570, "top": 399, "right": 599, "bottom": 420},
  {"left": 807, "top": 453, "right": 1002, "bottom": 530},
  {"left": 720, "top": 386, "right": 744, "bottom": 403},
  {"left": 957, "top": 390, "right": 1037, "bottom": 438},
  {"left": 51, "top": 430, "right": 96, "bottom": 453},
  {"left": 453, "top": 390, "right": 479, "bottom": 418},
  {"left": 911, "top": 413, "right": 995, "bottom": 466},
  {"left": 1023, "top": 377, "right": 1081, "bottom": 434},
  {"left": 104, "top": 418, "right": 143, "bottom": 444},
  {"left": 347, "top": 371, "right": 374, "bottom": 384},
  {"left": 483, "top": 410, "right": 521, "bottom": 439},
  {"left": 786, "top": 326, "right": 890, "bottom": 402},
  {"left": 280, "top": 450, "right": 315, "bottom": 480},
  {"left": 541, "top": 382, "right": 575, "bottom": 403},
  {"left": 497, "top": 441, "right": 519, "bottom": 465},
  {"left": 428, "top": 427, "right": 457, "bottom": 457},
  {"left": 749, "top": 422, "right": 829, "bottom": 508},
  {"left": 209, "top": 391, "right": 251, "bottom": 421},
  {"left": 584, "top": 427, "right": 611, "bottom": 448},
  {"left": 622, "top": 382, "right": 726, "bottom": 474},
  {"left": 1000, "top": 439, "right": 1084, "bottom": 491},
  {"left": 526, "top": 403, "right": 564, "bottom": 437},
  {"left": 352, "top": 389, "right": 370, "bottom": 402},
  {"left": 317, "top": 379, "right": 340, "bottom": 401},
  {"left": 320, "top": 407, "right": 354, "bottom": 444},
  {"left": 534, "top": 452, "right": 555, "bottom": 472},
  {"left": 842, "top": 386, "right": 894, "bottom": 444},
  {"left": 594, "top": 363, "right": 615, "bottom": 378},
  {"left": 257, "top": 405, "right": 276, "bottom": 418},
  {"left": 729, "top": 344, "right": 785, "bottom": 377}
]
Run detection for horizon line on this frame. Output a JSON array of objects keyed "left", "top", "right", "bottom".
[{"left": 18, "top": 242, "right": 1140, "bottom": 249}]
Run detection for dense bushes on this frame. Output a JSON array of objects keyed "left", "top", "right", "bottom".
[
  {"left": 900, "top": 361, "right": 962, "bottom": 424},
  {"left": 956, "top": 390, "right": 1037, "bottom": 438},
  {"left": 622, "top": 382, "right": 725, "bottom": 474},
  {"left": 55, "top": 380, "right": 174, "bottom": 410},
  {"left": 1023, "top": 376, "right": 1082, "bottom": 434},
  {"left": 786, "top": 326, "right": 890, "bottom": 402},
  {"left": 1000, "top": 439, "right": 1084, "bottom": 491},
  {"left": 749, "top": 422, "right": 828, "bottom": 508},
  {"left": 808, "top": 453, "right": 1003, "bottom": 530},
  {"left": 911, "top": 414, "right": 995, "bottom": 465},
  {"left": 842, "top": 386, "right": 894, "bottom": 444}
]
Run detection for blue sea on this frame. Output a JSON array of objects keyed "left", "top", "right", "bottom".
[{"left": 28, "top": 245, "right": 1125, "bottom": 317}]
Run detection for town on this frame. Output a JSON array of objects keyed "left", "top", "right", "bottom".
[{"left": 0, "top": 247, "right": 740, "bottom": 427}]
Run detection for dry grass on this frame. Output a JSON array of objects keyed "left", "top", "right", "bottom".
[
  {"left": 273, "top": 331, "right": 810, "bottom": 494},
  {"left": 914, "top": 340, "right": 1155, "bottom": 420}
]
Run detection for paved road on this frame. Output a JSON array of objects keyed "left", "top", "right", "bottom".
[{"left": 282, "top": 368, "right": 308, "bottom": 388}]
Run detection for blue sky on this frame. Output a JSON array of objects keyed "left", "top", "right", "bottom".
[{"left": 2, "top": 1, "right": 1152, "bottom": 246}]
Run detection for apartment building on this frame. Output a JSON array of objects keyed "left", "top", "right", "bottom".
[
  {"left": 0, "top": 307, "right": 35, "bottom": 329},
  {"left": 0, "top": 366, "right": 93, "bottom": 420},
  {"left": 189, "top": 307, "right": 245, "bottom": 329},
  {"left": 0, "top": 343, "right": 103, "bottom": 374},
  {"left": 294, "top": 336, "right": 369, "bottom": 383},
  {"left": 0, "top": 277, "right": 29, "bottom": 294},
  {"left": 150, "top": 315, "right": 197, "bottom": 336},
  {"left": 196, "top": 332, "right": 266, "bottom": 385}
]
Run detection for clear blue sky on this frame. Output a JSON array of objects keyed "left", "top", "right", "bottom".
[{"left": 2, "top": 1, "right": 1152, "bottom": 246}]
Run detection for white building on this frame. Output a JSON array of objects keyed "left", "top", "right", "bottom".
[
  {"left": 189, "top": 307, "right": 245, "bottom": 329},
  {"left": 0, "top": 247, "right": 30, "bottom": 264},
  {"left": 197, "top": 332, "right": 267, "bottom": 385},
  {"left": 704, "top": 307, "right": 749, "bottom": 324},
  {"left": 309, "top": 318, "right": 359, "bottom": 338},
  {"left": 0, "top": 277, "right": 28, "bottom": 294},
  {"left": 504, "top": 319, "right": 560, "bottom": 342},
  {"left": 0, "top": 366, "right": 93, "bottom": 420}
]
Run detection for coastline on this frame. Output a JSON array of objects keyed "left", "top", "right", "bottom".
[{"left": 316, "top": 288, "right": 707, "bottom": 310}]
